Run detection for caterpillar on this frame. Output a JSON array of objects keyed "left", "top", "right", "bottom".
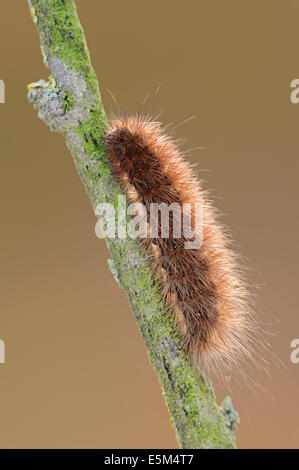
[{"left": 105, "top": 114, "right": 262, "bottom": 377}]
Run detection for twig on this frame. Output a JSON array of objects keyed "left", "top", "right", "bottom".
[{"left": 27, "top": 0, "right": 236, "bottom": 449}]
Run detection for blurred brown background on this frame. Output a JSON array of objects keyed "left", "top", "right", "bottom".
[{"left": 0, "top": 0, "right": 298, "bottom": 449}]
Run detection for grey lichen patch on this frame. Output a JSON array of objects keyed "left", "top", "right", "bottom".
[
  {"left": 48, "top": 56, "right": 87, "bottom": 101},
  {"left": 28, "top": 85, "right": 63, "bottom": 129},
  {"left": 28, "top": 57, "right": 96, "bottom": 132},
  {"left": 220, "top": 396, "right": 240, "bottom": 431}
]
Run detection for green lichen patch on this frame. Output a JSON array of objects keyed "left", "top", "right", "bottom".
[{"left": 62, "top": 88, "right": 74, "bottom": 113}]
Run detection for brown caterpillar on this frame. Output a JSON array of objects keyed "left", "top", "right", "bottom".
[{"left": 105, "top": 114, "right": 262, "bottom": 377}]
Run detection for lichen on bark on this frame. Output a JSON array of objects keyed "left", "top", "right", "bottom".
[{"left": 27, "top": 0, "right": 237, "bottom": 449}]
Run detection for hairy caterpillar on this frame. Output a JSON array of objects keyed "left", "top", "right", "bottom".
[{"left": 105, "top": 114, "right": 262, "bottom": 377}]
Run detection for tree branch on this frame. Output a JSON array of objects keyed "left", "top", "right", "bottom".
[{"left": 27, "top": 0, "right": 236, "bottom": 449}]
